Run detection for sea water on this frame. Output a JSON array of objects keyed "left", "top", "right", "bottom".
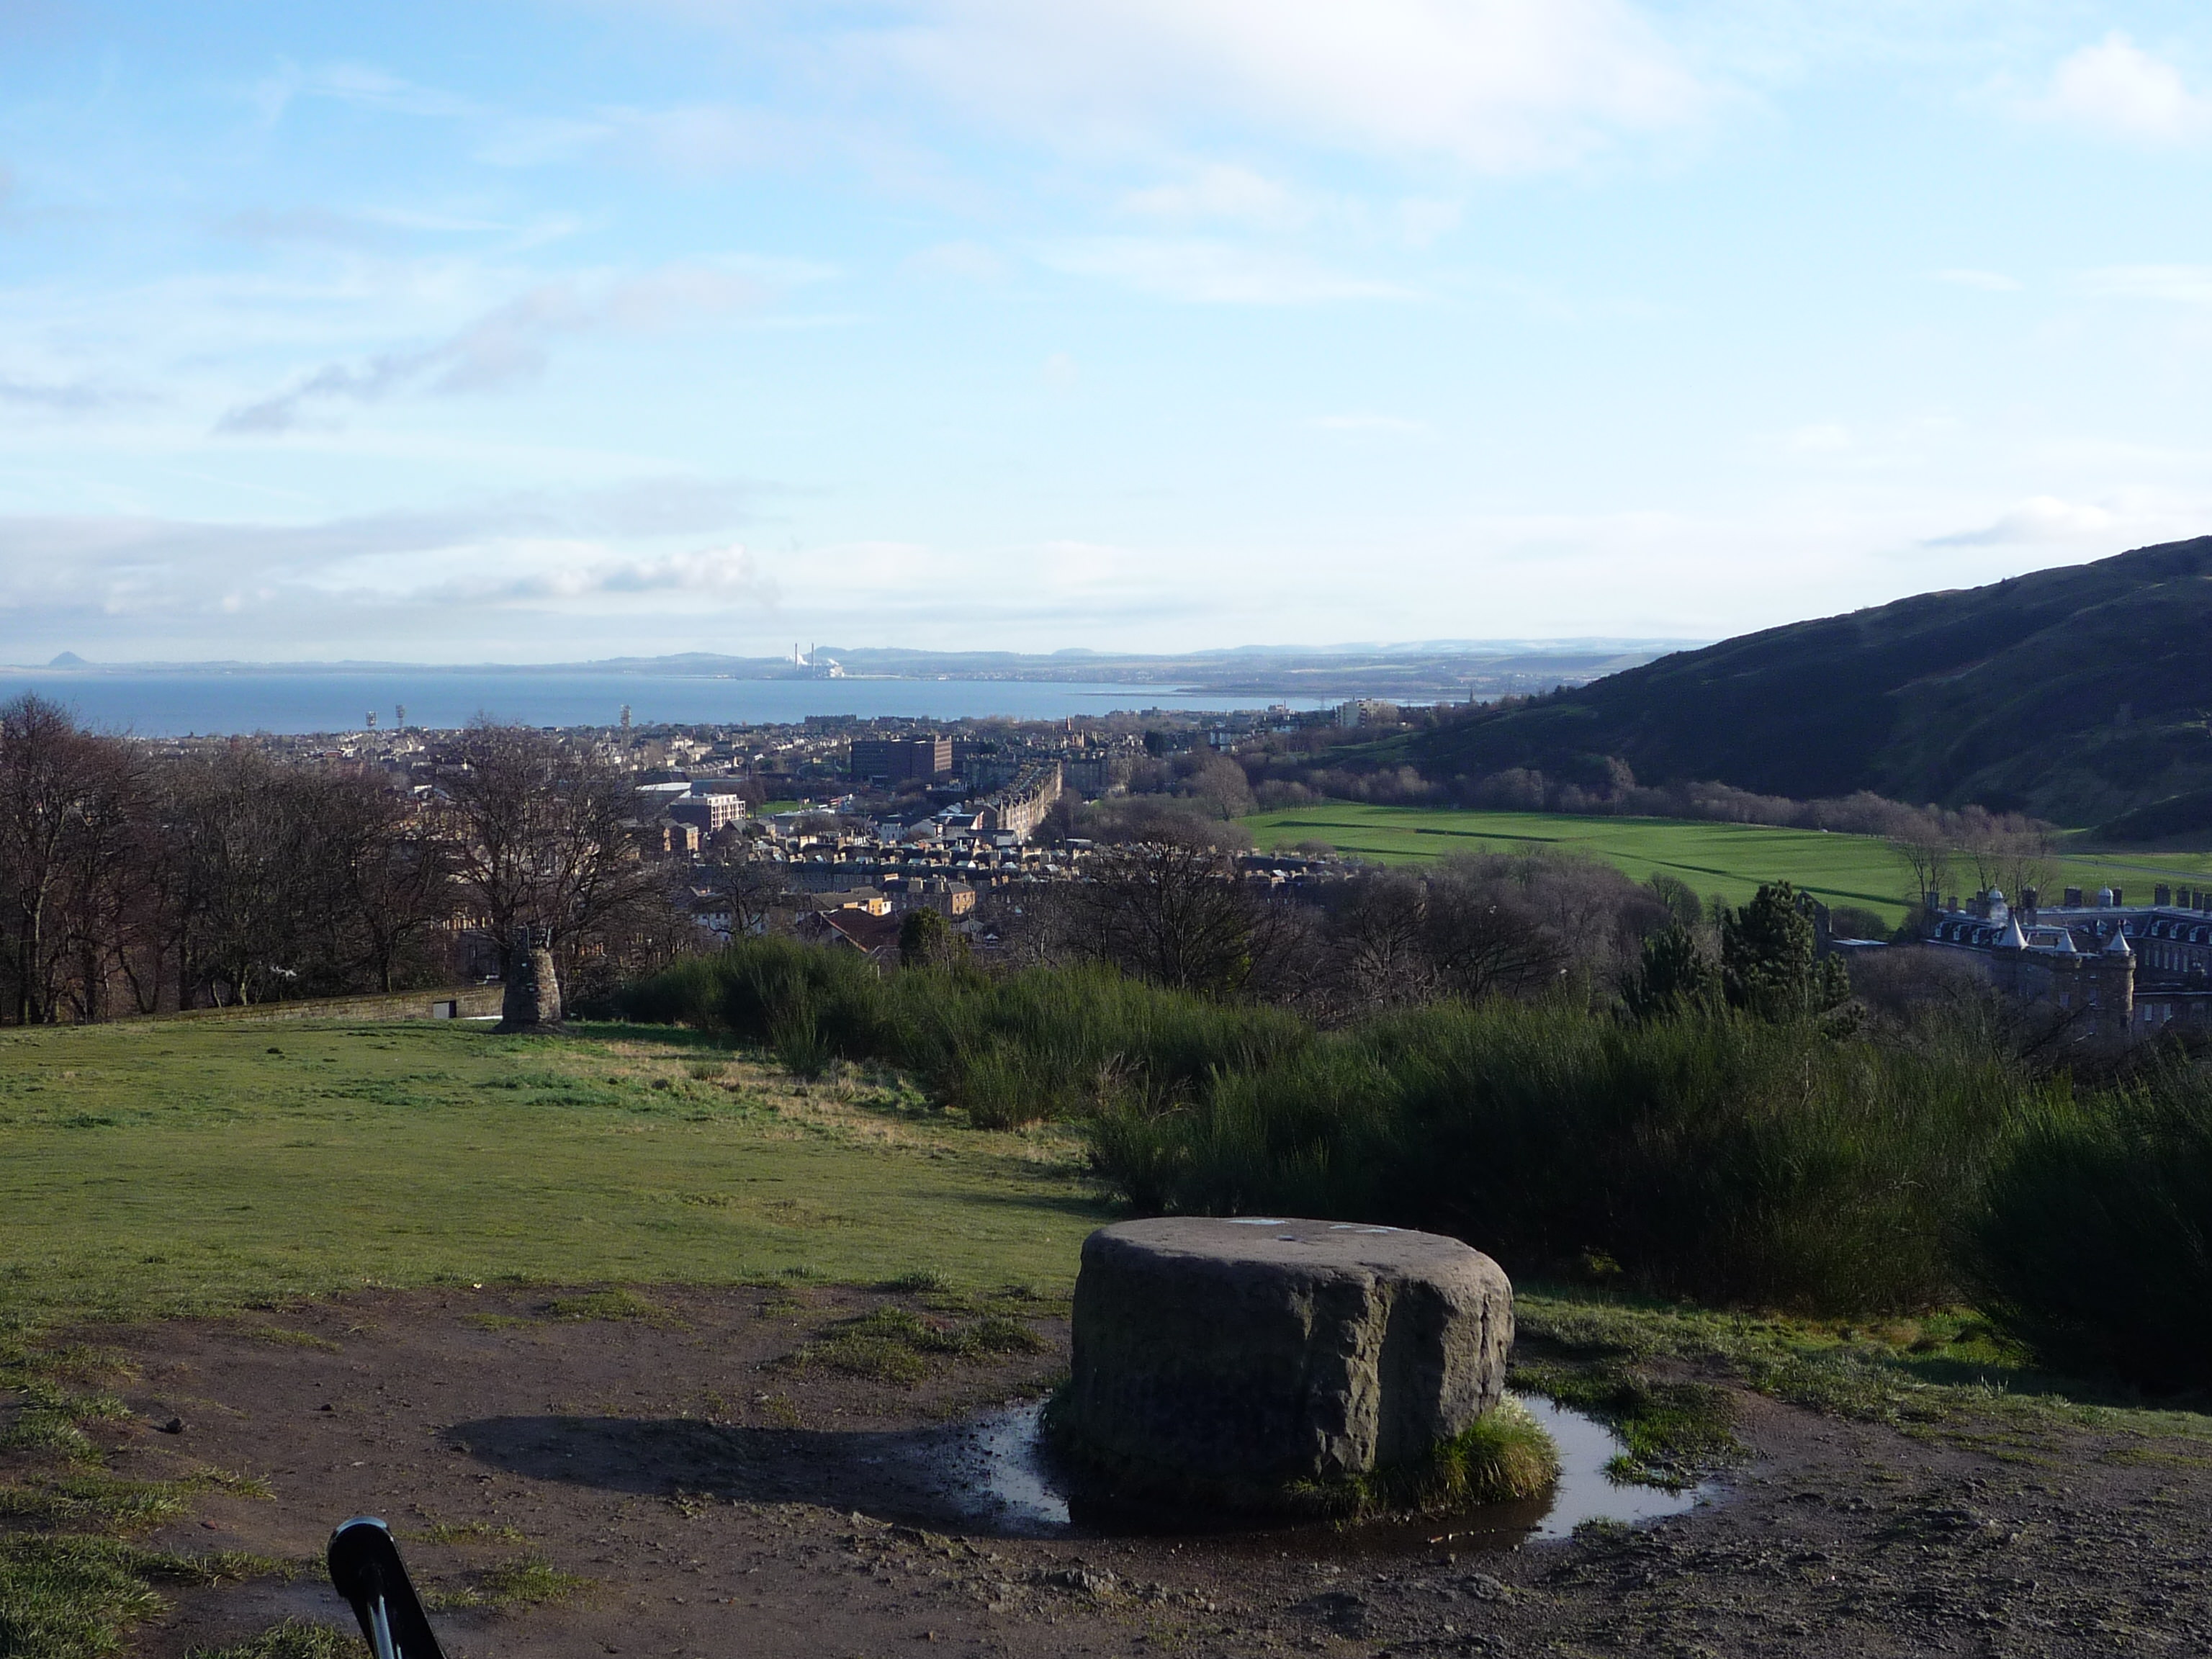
[{"left": 0, "top": 670, "right": 1331, "bottom": 737}]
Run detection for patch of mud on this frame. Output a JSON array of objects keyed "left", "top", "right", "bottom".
[
  {"left": 450, "top": 1393, "right": 1704, "bottom": 1549},
  {"left": 39, "top": 1285, "right": 2212, "bottom": 1659}
]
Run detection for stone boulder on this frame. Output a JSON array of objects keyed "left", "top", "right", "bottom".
[{"left": 1057, "top": 1216, "right": 1513, "bottom": 1505}]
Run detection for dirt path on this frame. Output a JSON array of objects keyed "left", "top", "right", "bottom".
[{"left": 71, "top": 1286, "right": 2212, "bottom": 1658}]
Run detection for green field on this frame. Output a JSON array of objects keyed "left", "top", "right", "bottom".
[
  {"left": 1243, "top": 802, "right": 2212, "bottom": 925},
  {"left": 0, "top": 1021, "right": 1105, "bottom": 1328}
]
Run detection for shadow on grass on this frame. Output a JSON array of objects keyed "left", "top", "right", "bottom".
[{"left": 563, "top": 1021, "right": 741, "bottom": 1053}]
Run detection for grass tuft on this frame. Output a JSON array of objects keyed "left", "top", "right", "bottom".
[
  {"left": 1415, "top": 1399, "right": 1561, "bottom": 1506},
  {"left": 412, "top": 1519, "right": 526, "bottom": 1547},
  {"left": 425, "top": 1557, "right": 590, "bottom": 1614},
  {"left": 878, "top": 1270, "right": 952, "bottom": 1295},
  {"left": 785, "top": 1303, "right": 1049, "bottom": 1385},
  {"left": 539, "top": 1290, "right": 686, "bottom": 1329},
  {"left": 0, "top": 1537, "right": 273, "bottom": 1659},
  {"left": 185, "top": 1619, "right": 361, "bottom": 1659}
]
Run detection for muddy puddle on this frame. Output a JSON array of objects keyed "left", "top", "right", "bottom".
[
  {"left": 454, "top": 1392, "right": 1712, "bottom": 1558},
  {"left": 892, "top": 1393, "right": 1714, "bottom": 1552}
]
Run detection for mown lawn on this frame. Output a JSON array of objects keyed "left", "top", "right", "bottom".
[
  {"left": 1241, "top": 802, "right": 2212, "bottom": 926},
  {"left": 0, "top": 1020, "right": 1107, "bottom": 1328}
]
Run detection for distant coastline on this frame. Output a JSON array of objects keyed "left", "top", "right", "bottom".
[
  {"left": 6, "top": 639, "right": 1694, "bottom": 692},
  {"left": 0, "top": 642, "right": 1686, "bottom": 739}
]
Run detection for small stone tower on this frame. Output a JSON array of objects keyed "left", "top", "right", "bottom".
[{"left": 498, "top": 927, "right": 564, "bottom": 1033}]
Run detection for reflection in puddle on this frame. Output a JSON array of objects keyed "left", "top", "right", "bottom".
[
  {"left": 946, "top": 1393, "right": 1713, "bottom": 1550},
  {"left": 1511, "top": 1395, "right": 1709, "bottom": 1539}
]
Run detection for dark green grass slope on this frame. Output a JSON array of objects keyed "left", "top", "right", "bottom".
[{"left": 1408, "top": 536, "right": 2212, "bottom": 827}]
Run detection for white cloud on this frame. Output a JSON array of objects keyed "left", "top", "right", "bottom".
[
  {"left": 462, "top": 542, "right": 775, "bottom": 603},
  {"left": 660, "top": 0, "right": 1709, "bottom": 173},
  {"left": 1925, "top": 496, "right": 2121, "bottom": 547},
  {"left": 1933, "top": 268, "right": 2020, "bottom": 292},
  {"left": 0, "top": 484, "right": 782, "bottom": 661},
  {"left": 1042, "top": 237, "right": 1414, "bottom": 304},
  {"left": 2028, "top": 34, "right": 2212, "bottom": 145},
  {"left": 2083, "top": 264, "right": 2212, "bottom": 306}
]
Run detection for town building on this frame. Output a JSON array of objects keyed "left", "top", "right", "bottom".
[
  {"left": 666, "top": 789, "right": 747, "bottom": 833},
  {"left": 979, "top": 760, "right": 1064, "bottom": 841},
  {"left": 850, "top": 734, "right": 953, "bottom": 786},
  {"left": 1920, "top": 884, "right": 2212, "bottom": 1042}
]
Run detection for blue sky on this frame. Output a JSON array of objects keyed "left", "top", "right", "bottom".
[{"left": 3, "top": 1, "right": 2210, "bottom": 662}]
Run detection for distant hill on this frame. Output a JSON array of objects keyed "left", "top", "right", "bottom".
[{"left": 1407, "top": 536, "right": 2212, "bottom": 832}]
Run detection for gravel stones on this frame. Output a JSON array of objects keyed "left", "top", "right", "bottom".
[{"left": 1058, "top": 1217, "right": 1514, "bottom": 1506}]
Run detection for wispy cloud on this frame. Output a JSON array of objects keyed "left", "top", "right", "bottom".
[
  {"left": 0, "top": 374, "right": 136, "bottom": 414},
  {"left": 2023, "top": 34, "right": 2212, "bottom": 146},
  {"left": 2082, "top": 264, "right": 2212, "bottom": 306},
  {"left": 827, "top": 0, "right": 1712, "bottom": 173},
  {"left": 214, "top": 204, "right": 541, "bottom": 249},
  {"left": 1042, "top": 237, "right": 1413, "bottom": 304},
  {"left": 447, "top": 542, "right": 775, "bottom": 604},
  {"left": 1925, "top": 496, "right": 2121, "bottom": 548},
  {"left": 215, "top": 262, "right": 780, "bottom": 434},
  {"left": 0, "top": 478, "right": 769, "bottom": 629}
]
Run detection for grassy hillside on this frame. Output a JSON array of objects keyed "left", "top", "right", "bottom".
[
  {"left": 0, "top": 1021, "right": 1104, "bottom": 1326},
  {"left": 1403, "top": 536, "right": 2212, "bottom": 829},
  {"left": 1244, "top": 801, "right": 2212, "bottom": 925}
]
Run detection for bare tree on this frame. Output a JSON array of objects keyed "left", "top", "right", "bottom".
[
  {"left": 1312, "top": 851, "right": 1663, "bottom": 1016},
  {"left": 1888, "top": 822, "right": 1952, "bottom": 910},
  {"left": 1951, "top": 806, "right": 2056, "bottom": 904},
  {"left": 52, "top": 741, "right": 148, "bottom": 1021},
  {"left": 438, "top": 721, "right": 666, "bottom": 971},
  {"left": 701, "top": 837, "right": 783, "bottom": 941},
  {"left": 1323, "top": 871, "right": 1440, "bottom": 1012},
  {"left": 163, "top": 745, "right": 325, "bottom": 1006},
  {"left": 1071, "top": 839, "right": 1303, "bottom": 999},
  {"left": 1419, "top": 871, "right": 1571, "bottom": 1001},
  {"left": 0, "top": 696, "right": 138, "bottom": 1022},
  {"left": 319, "top": 767, "right": 453, "bottom": 992}
]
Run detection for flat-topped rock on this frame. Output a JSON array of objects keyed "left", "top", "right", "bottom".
[{"left": 1057, "top": 1217, "right": 1513, "bottom": 1505}]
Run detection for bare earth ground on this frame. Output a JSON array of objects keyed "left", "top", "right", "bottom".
[{"left": 57, "top": 1286, "right": 2212, "bottom": 1659}]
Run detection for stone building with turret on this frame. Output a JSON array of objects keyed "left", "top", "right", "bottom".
[{"left": 1921, "top": 882, "right": 2212, "bottom": 1041}]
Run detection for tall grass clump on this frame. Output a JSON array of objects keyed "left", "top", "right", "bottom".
[
  {"left": 1972, "top": 1059, "right": 2212, "bottom": 1390},
  {"left": 1089, "top": 1003, "right": 2042, "bottom": 1314},
  {"left": 614, "top": 941, "right": 1309, "bottom": 1128}
]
